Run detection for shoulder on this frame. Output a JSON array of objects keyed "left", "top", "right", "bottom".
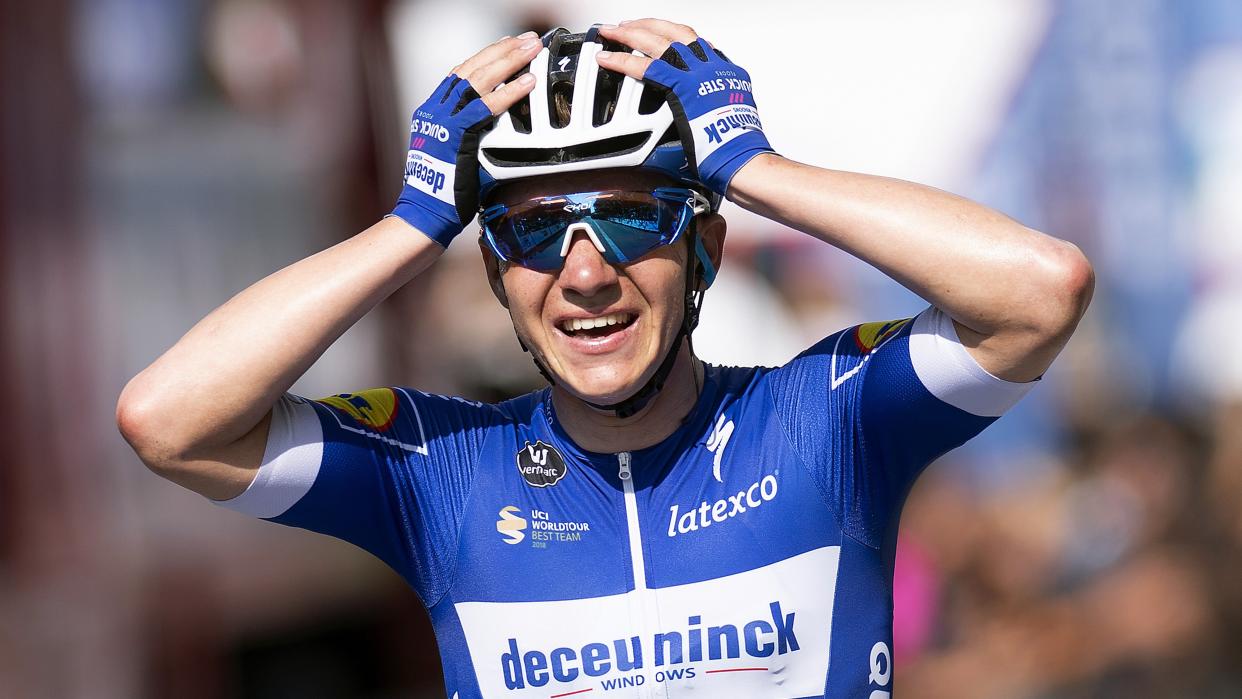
[
  {"left": 780, "top": 316, "right": 914, "bottom": 375},
  {"left": 299, "top": 386, "right": 538, "bottom": 463},
  {"left": 747, "top": 317, "right": 912, "bottom": 411},
  {"left": 762, "top": 307, "right": 1034, "bottom": 418},
  {"left": 312, "top": 386, "right": 527, "bottom": 425}
]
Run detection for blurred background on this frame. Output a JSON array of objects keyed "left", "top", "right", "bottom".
[{"left": 3, "top": 0, "right": 1242, "bottom": 696}]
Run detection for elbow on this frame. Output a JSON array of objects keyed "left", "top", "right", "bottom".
[
  {"left": 116, "top": 381, "right": 145, "bottom": 450},
  {"left": 1051, "top": 240, "right": 1095, "bottom": 328},
  {"left": 1028, "top": 238, "right": 1095, "bottom": 339},
  {"left": 116, "top": 380, "right": 180, "bottom": 474}
]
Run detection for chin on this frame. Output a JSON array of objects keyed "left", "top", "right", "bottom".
[
  {"left": 559, "top": 364, "right": 651, "bottom": 406},
  {"left": 528, "top": 317, "right": 673, "bottom": 405}
]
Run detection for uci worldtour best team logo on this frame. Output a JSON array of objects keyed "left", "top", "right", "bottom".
[
  {"left": 516, "top": 440, "right": 568, "bottom": 487},
  {"left": 496, "top": 505, "right": 590, "bottom": 549}
]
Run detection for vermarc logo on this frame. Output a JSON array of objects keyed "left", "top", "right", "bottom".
[{"left": 516, "top": 440, "right": 568, "bottom": 487}]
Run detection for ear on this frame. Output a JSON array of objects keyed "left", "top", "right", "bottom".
[
  {"left": 694, "top": 212, "right": 727, "bottom": 289},
  {"left": 478, "top": 237, "right": 510, "bottom": 308}
]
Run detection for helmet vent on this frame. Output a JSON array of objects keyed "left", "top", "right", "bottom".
[
  {"left": 509, "top": 95, "right": 533, "bottom": 134},
  {"left": 483, "top": 132, "right": 652, "bottom": 166},
  {"left": 501, "top": 65, "right": 535, "bottom": 134},
  {"left": 592, "top": 66, "right": 623, "bottom": 127},
  {"left": 655, "top": 124, "right": 679, "bottom": 146},
  {"left": 590, "top": 36, "right": 628, "bottom": 127},
  {"left": 546, "top": 31, "right": 582, "bottom": 129},
  {"left": 550, "top": 81, "right": 574, "bottom": 128},
  {"left": 637, "top": 84, "right": 664, "bottom": 115}
]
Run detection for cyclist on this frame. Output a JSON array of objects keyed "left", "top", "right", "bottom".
[{"left": 118, "top": 19, "right": 1093, "bottom": 698}]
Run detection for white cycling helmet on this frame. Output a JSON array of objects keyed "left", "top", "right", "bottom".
[{"left": 477, "top": 26, "right": 720, "bottom": 210}]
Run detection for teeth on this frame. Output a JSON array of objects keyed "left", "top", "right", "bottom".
[{"left": 562, "top": 313, "right": 632, "bottom": 333}]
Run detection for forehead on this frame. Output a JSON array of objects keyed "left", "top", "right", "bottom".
[{"left": 486, "top": 168, "right": 678, "bottom": 206}]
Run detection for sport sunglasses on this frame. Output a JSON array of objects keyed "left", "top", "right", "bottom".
[{"left": 479, "top": 187, "right": 711, "bottom": 272}]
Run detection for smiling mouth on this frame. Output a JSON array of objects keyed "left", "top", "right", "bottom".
[{"left": 557, "top": 312, "right": 635, "bottom": 339}]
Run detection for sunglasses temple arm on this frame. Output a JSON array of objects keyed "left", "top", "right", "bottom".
[{"left": 694, "top": 237, "right": 717, "bottom": 287}]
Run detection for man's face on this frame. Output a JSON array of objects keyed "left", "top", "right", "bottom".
[{"left": 482, "top": 169, "right": 723, "bottom": 406}]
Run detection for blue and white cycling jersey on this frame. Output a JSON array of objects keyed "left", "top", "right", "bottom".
[{"left": 218, "top": 306, "right": 1034, "bottom": 698}]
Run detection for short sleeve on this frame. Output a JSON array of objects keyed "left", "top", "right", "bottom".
[
  {"left": 767, "top": 306, "right": 1037, "bottom": 548},
  {"left": 213, "top": 388, "right": 501, "bottom": 606}
]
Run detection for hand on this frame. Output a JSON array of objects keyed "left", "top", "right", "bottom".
[
  {"left": 597, "top": 19, "right": 775, "bottom": 196},
  {"left": 390, "top": 32, "right": 542, "bottom": 246}
]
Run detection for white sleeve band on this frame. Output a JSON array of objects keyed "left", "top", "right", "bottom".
[
  {"left": 212, "top": 394, "right": 324, "bottom": 518},
  {"left": 908, "top": 306, "right": 1037, "bottom": 417}
]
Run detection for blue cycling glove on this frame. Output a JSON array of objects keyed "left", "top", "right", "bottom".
[
  {"left": 390, "top": 75, "right": 494, "bottom": 247},
  {"left": 642, "top": 38, "right": 775, "bottom": 196}
]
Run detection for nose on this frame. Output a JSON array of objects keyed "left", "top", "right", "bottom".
[{"left": 559, "top": 228, "right": 619, "bottom": 299}]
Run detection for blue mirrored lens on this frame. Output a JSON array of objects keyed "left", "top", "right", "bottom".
[{"left": 482, "top": 189, "right": 696, "bottom": 271}]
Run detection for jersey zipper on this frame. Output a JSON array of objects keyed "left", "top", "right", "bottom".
[
  {"left": 619, "top": 452, "right": 664, "bottom": 698},
  {"left": 618, "top": 452, "right": 646, "bottom": 590}
]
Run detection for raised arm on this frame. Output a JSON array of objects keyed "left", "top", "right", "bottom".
[
  {"left": 116, "top": 33, "right": 542, "bottom": 500},
  {"left": 598, "top": 19, "right": 1093, "bottom": 382},
  {"left": 727, "top": 155, "right": 1093, "bottom": 381},
  {"left": 116, "top": 219, "right": 441, "bottom": 500}
]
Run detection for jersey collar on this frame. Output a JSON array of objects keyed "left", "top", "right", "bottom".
[{"left": 537, "top": 364, "right": 724, "bottom": 474}]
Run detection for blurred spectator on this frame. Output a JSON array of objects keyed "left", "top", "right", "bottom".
[{"left": 895, "top": 415, "right": 1227, "bottom": 698}]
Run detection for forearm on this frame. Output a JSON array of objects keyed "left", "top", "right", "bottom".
[
  {"left": 730, "top": 155, "right": 1088, "bottom": 335},
  {"left": 118, "top": 217, "right": 441, "bottom": 460},
  {"left": 728, "top": 154, "right": 1092, "bottom": 380}
]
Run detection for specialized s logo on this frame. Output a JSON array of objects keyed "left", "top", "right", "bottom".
[
  {"left": 317, "top": 388, "right": 398, "bottom": 432},
  {"left": 515, "top": 441, "right": 568, "bottom": 487},
  {"left": 497, "top": 506, "right": 527, "bottom": 545},
  {"left": 704, "top": 413, "right": 734, "bottom": 482}
]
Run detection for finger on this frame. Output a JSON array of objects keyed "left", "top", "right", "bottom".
[
  {"left": 594, "top": 50, "right": 652, "bottom": 81},
  {"left": 451, "top": 34, "right": 518, "bottom": 77},
  {"left": 481, "top": 73, "right": 536, "bottom": 115},
  {"left": 453, "top": 31, "right": 537, "bottom": 80},
  {"left": 618, "top": 18, "right": 698, "bottom": 44},
  {"left": 597, "top": 23, "right": 674, "bottom": 59},
  {"left": 460, "top": 35, "right": 543, "bottom": 94}
]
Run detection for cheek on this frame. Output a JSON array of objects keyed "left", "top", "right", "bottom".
[
  {"left": 503, "top": 270, "right": 553, "bottom": 328},
  {"left": 636, "top": 260, "right": 688, "bottom": 326}
]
